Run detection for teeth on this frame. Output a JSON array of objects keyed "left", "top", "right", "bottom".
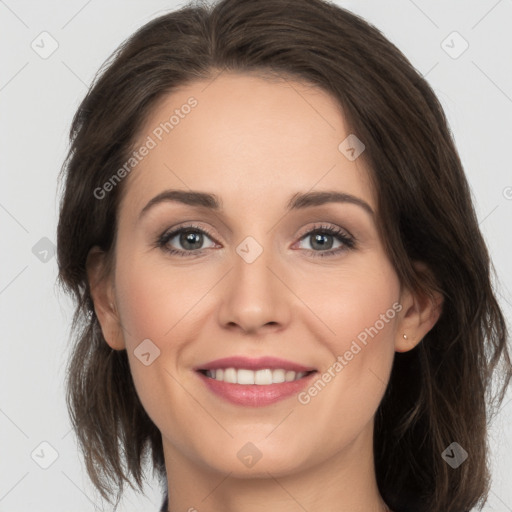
[
  {"left": 285, "top": 370, "right": 297, "bottom": 382},
  {"left": 255, "top": 369, "right": 272, "bottom": 385},
  {"left": 237, "top": 369, "right": 255, "bottom": 385},
  {"left": 224, "top": 368, "right": 236, "bottom": 383},
  {"left": 204, "top": 368, "right": 309, "bottom": 385}
]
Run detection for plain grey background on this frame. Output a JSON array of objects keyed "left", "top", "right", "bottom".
[{"left": 1, "top": 0, "right": 511, "bottom": 510}]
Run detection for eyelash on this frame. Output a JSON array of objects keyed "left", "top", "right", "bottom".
[{"left": 155, "top": 223, "right": 356, "bottom": 258}]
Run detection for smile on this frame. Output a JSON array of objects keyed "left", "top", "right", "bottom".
[{"left": 195, "top": 357, "right": 318, "bottom": 406}]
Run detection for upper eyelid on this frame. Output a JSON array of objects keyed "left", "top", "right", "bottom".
[
  {"left": 162, "top": 221, "right": 349, "bottom": 235},
  {"left": 296, "top": 223, "right": 353, "bottom": 239}
]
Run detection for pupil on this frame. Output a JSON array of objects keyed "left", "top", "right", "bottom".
[
  {"left": 181, "top": 231, "right": 202, "bottom": 250},
  {"left": 312, "top": 233, "right": 332, "bottom": 250}
]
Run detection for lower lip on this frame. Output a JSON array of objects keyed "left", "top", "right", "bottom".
[{"left": 196, "top": 371, "right": 317, "bottom": 407}]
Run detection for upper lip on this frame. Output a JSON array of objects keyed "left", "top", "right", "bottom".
[{"left": 195, "top": 356, "right": 317, "bottom": 372}]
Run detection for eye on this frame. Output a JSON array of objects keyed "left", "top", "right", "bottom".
[
  {"left": 155, "top": 222, "right": 356, "bottom": 258},
  {"left": 295, "top": 224, "right": 355, "bottom": 258},
  {"left": 156, "top": 224, "right": 217, "bottom": 256}
]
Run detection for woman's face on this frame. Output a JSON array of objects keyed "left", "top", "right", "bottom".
[{"left": 104, "top": 72, "right": 411, "bottom": 477}]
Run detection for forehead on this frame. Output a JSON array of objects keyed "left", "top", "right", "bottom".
[{"left": 120, "top": 72, "right": 374, "bottom": 217}]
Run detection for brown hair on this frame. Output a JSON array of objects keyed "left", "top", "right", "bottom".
[{"left": 56, "top": 0, "right": 512, "bottom": 510}]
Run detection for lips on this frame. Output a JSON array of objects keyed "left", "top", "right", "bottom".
[{"left": 194, "top": 356, "right": 318, "bottom": 407}]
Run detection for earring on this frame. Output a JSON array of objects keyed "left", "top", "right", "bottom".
[{"left": 403, "top": 333, "right": 408, "bottom": 340}]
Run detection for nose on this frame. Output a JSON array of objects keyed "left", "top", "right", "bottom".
[{"left": 216, "top": 241, "right": 292, "bottom": 335}]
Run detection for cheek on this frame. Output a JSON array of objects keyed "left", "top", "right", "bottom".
[
  {"left": 298, "top": 260, "right": 400, "bottom": 421},
  {"left": 112, "top": 253, "right": 205, "bottom": 436},
  {"left": 113, "top": 250, "right": 209, "bottom": 345},
  {"left": 112, "top": 251, "right": 216, "bottom": 410},
  {"left": 300, "top": 255, "right": 401, "bottom": 353}
]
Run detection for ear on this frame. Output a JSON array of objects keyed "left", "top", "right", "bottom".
[
  {"left": 86, "top": 246, "right": 125, "bottom": 350},
  {"left": 395, "top": 262, "right": 444, "bottom": 353}
]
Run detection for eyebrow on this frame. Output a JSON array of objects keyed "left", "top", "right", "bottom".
[{"left": 138, "top": 189, "right": 374, "bottom": 219}]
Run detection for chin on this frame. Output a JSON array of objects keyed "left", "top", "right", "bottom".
[{"left": 191, "top": 437, "right": 314, "bottom": 478}]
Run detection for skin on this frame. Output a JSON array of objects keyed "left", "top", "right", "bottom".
[{"left": 87, "top": 72, "right": 442, "bottom": 512}]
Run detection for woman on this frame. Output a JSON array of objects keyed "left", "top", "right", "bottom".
[{"left": 56, "top": 0, "right": 512, "bottom": 511}]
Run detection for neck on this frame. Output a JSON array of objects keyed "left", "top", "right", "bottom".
[{"left": 162, "top": 420, "right": 390, "bottom": 512}]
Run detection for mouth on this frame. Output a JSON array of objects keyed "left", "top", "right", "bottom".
[{"left": 194, "top": 356, "right": 318, "bottom": 407}]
